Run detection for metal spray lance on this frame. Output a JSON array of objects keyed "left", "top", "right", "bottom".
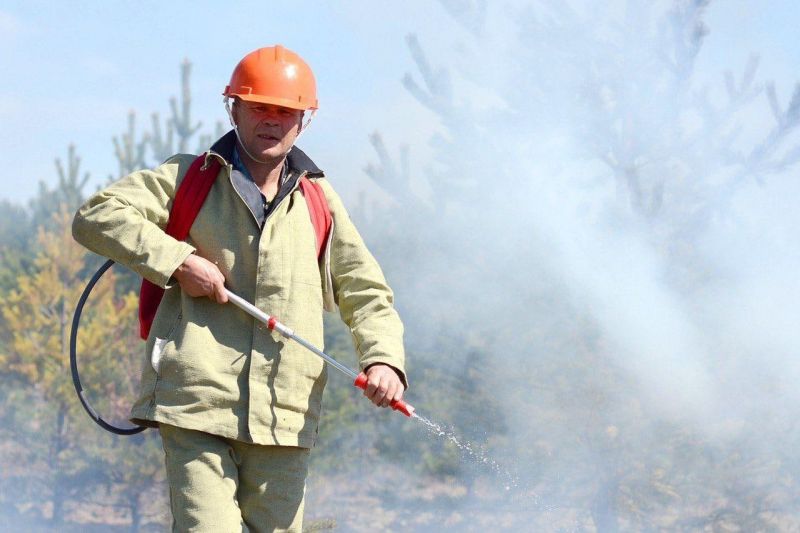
[{"left": 225, "top": 289, "right": 415, "bottom": 417}]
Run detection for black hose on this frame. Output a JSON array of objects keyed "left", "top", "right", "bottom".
[{"left": 69, "top": 259, "right": 147, "bottom": 435}]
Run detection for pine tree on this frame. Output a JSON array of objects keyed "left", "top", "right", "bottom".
[
  {"left": 0, "top": 57, "right": 231, "bottom": 530},
  {"left": 0, "top": 208, "right": 165, "bottom": 529}
]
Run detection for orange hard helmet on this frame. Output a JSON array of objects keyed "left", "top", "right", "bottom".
[{"left": 223, "top": 45, "right": 318, "bottom": 110}]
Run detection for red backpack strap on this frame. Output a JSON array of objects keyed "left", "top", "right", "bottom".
[
  {"left": 165, "top": 156, "right": 221, "bottom": 239},
  {"left": 138, "top": 154, "right": 221, "bottom": 339},
  {"left": 298, "top": 177, "right": 332, "bottom": 259}
]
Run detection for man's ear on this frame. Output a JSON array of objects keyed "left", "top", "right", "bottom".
[
  {"left": 230, "top": 101, "right": 239, "bottom": 127},
  {"left": 225, "top": 98, "right": 236, "bottom": 128}
]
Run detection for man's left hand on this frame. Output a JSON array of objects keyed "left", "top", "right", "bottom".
[{"left": 361, "top": 364, "right": 405, "bottom": 408}]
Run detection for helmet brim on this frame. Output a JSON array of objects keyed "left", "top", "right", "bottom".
[{"left": 227, "top": 92, "right": 318, "bottom": 111}]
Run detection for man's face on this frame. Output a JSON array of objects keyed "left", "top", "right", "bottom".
[{"left": 232, "top": 100, "right": 303, "bottom": 163}]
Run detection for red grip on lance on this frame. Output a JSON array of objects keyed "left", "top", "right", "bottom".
[{"left": 353, "top": 373, "right": 415, "bottom": 417}]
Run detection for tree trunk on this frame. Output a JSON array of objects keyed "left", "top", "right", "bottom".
[
  {"left": 49, "top": 405, "right": 68, "bottom": 526},
  {"left": 590, "top": 475, "right": 620, "bottom": 533},
  {"left": 129, "top": 490, "right": 142, "bottom": 532}
]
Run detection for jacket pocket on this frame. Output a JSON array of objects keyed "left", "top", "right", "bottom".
[{"left": 151, "top": 311, "right": 182, "bottom": 373}]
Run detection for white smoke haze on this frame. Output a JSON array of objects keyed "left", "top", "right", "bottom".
[
  {"left": 2, "top": 1, "right": 797, "bottom": 530},
  {"left": 348, "top": 0, "right": 800, "bottom": 529}
]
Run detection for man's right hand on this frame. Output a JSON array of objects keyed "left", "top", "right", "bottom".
[{"left": 172, "top": 254, "right": 228, "bottom": 303}]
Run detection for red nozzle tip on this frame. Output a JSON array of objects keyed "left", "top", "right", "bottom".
[{"left": 393, "top": 400, "right": 415, "bottom": 417}]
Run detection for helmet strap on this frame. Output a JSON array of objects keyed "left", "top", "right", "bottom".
[{"left": 296, "top": 110, "right": 316, "bottom": 141}]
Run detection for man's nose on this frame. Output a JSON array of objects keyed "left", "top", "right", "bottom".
[{"left": 259, "top": 114, "right": 279, "bottom": 126}]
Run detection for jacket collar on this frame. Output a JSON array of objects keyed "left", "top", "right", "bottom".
[{"left": 208, "top": 129, "right": 324, "bottom": 177}]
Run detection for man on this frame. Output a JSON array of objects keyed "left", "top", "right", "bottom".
[{"left": 72, "top": 45, "right": 407, "bottom": 532}]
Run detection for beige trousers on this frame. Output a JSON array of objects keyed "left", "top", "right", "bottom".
[{"left": 159, "top": 424, "right": 310, "bottom": 532}]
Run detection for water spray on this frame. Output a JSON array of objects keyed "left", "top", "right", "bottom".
[{"left": 225, "top": 289, "right": 415, "bottom": 417}]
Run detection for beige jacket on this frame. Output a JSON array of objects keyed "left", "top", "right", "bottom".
[{"left": 72, "top": 136, "right": 406, "bottom": 447}]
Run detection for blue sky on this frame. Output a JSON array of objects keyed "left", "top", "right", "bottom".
[
  {"left": 1, "top": 1, "right": 798, "bottom": 204},
  {"left": 0, "top": 1, "right": 448, "bottom": 203}
]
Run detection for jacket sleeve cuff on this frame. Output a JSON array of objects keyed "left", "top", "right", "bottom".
[
  {"left": 134, "top": 233, "right": 196, "bottom": 289},
  {"left": 360, "top": 357, "right": 409, "bottom": 390}
]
